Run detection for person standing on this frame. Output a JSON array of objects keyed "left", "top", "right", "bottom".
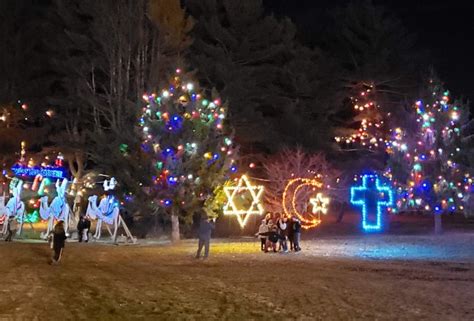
[
  {"left": 77, "top": 216, "right": 86, "bottom": 242},
  {"left": 83, "top": 216, "right": 91, "bottom": 242},
  {"left": 196, "top": 215, "right": 215, "bottom": 259},
  {"left": 293, "top": 217, "right": 302, "bottom": 252},
  {"left": 77, "top": 216, "right": 91, "bottom": 243},
  {"left": 277, "top": 216, "right": 289, "bottom": 253},
  {"left": 256, "top": 219, "right": 268, "bottom": 252},
  {"left": 287, "top": 216, "right": 295, "bottom": 251},
  {"left": 4, "top": 216, "right": 17, "bottom": 242},
  {"left": 51, "top": 221, "right": 67, "bottom": 264}
]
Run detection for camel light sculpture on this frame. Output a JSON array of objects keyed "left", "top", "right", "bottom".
[
  {"left": 0, "top": 179, "right": 25, "bottom": 235},
  {"left": 39, "top": 178, "right": 71, "bottom": 237},
  {"left": 86, "top": 177, "right": 135, "bottom": 243}
]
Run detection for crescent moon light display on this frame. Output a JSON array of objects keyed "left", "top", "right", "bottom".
[{"left": 282, "top": 178, "right": 330, "bottom": 229}]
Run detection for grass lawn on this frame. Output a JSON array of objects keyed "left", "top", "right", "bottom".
[{"left": 0, "top": 235, "right": 473, "bottom": 320}]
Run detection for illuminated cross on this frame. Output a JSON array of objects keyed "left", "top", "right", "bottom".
[
  {"left": 310, "top": 193, "right": 330, "bottom": 215},
  {"left": 350, "top": 174, "right": 394, "bottom": 231},
  {"left": 223, "top": 175, "right": 265, "bottom": 228}
]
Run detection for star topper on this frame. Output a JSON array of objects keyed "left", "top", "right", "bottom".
[
  {"left": 310, "top": 193, "right": 330, "bottom": 215},
  {"left": 223, "top": 175, "right": 265, "bottom": 228}
]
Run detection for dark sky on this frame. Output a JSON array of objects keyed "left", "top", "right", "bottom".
[{"left": 265, "top": 0, "right": 474, "bottom": 108}]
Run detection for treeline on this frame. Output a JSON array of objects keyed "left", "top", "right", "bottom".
[{"left": 0, "top": 0, "right": 471, "bottom": 232}]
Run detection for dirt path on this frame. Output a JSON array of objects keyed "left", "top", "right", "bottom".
[{"left": 0, "top": 239, "right": 473, "bottom": 320}]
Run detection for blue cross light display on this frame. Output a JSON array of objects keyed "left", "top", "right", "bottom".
[{"left": 350, "top": 174, "right": 394, "bottom": 231}]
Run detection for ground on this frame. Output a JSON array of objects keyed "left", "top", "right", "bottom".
[{"left": 0, "top": 234, "right": 473, "bottom": 321}]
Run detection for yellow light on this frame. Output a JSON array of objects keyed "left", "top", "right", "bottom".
[
  {"left": 223, "top": 175, "right": 265, "bottom": 228},
  {"left": 282, "top": 178, "right": 324, "bottom": 229},
  {"left": 310, "top": 193, "right": 330, "bottom": 215}
]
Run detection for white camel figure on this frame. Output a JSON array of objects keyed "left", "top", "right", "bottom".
[
  {"left": 39, "top": 178, "right": 71, "bottom": 238},
  {"left": 0, "top": 179, "right": 25, "bottom": 235},
  {"left": 85, "top": 177, "right": 135, "bottom": 243}
]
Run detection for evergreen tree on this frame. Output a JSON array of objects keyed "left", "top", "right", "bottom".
[
  {"left": 140, "top": 70, "right": 237, "bottom": 241},
  {"left": 328, "top": 1, "right": 423, "bottom": 173},
  {"left": 45, "top": 0, "right": 193, "bottom": 210},
  {"left": 386, "top": 77, "right": 473, "bottom": 232},
  {"left": 186, "top": 0, "right": 338, "bottom": 153}
]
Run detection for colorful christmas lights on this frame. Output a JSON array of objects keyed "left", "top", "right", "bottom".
[
  {"left": 141, "top": 70, "right": 236, "bottom": 214},
  {"left": 385, "top": 81, "right": 472, "bottom": 215}
]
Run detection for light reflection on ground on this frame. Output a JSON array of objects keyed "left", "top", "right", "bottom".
[{"left": 297, "top": 233, "right": 474, "bottom": 261}]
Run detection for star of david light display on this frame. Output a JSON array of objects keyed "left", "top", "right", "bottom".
[
  {"left": 350, "top": 174, "right": 394, "bottom": 231},
  {"left": 223, "top": 175, "right": 265, "bottom": 228}
]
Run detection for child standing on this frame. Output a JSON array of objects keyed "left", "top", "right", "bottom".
[{"left": 51, "top": 221, "right": 67, "bottom": 264}]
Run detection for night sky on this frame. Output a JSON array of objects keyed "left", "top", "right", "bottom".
[{"left": 265, "top": 0, "right": 474, "bottom": 109}]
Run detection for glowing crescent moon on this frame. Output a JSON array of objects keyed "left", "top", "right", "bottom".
[{"left": 282, "top": 178, "right": 323, "bottom": 229}]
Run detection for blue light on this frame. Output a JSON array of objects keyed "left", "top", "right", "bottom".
[
  {"left": 162, "top": 147, "right": 175, "bottom": 158},
  {"left": 167, "top": 176, "right": 178, "bottom": 185},
  {"left": 11, "top": 164, "right": 67, "bottom": 179},
  {"left": 164, "top": 199, "right": 172, "bottom": 206},
  {"left": 350, "top": 174, "right": 394, "bottom": 232},
  {"left": 230, "top": 166, "right": 237, "bottom": 173},
  {"left": 167, "top": 114, "right": 183, "bottom": 131}
]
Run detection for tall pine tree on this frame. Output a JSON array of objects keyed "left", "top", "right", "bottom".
[
  {"left": 140, "top": 70, "right": 237, "bottom": 241},
  {"left": 386, "top": 77, "right": 472, "bottom": 233},
  {"left": 186, "top": 0, "right": 338, "bottom": 153}
]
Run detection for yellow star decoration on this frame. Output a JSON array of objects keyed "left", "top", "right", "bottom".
[
  {"left": 310, "top": 193, "right": 330, "bottom": 215},
  {"left": 223, "top": 175, "right": 265, "bottom": 228}
]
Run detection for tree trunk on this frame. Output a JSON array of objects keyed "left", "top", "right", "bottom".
[
  {"left": 171, "top": 209, "right": 180, "bottom": 242},
  {"left": 434, "top": 213, "right": 442, "bottom": 234}
]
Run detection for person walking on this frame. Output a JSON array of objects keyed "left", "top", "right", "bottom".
[
  {"left": 293, "top": 217, "right": 302, "bottom": 252},
  {"left": 77, "top": 216, "right": 91, "bottom": 243},
  {"left": 256, "top": 219, "right": 268, "bottom": 252},
  {"left": 51, "top": 221, "right": 67, "bottom": 265},
  {"left": 5, "top": 216, "right": 17, "bottom": 242},
  {"left": 196, "top": 215, "right": 215, "bottom": 259}
]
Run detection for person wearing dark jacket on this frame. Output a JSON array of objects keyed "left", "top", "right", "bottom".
[
  {"left": 196, "top": 215, "right": 215, "bottom": 259},
  {"left": 77, "top": 216, "right": 91, "bottom": 242},
  {"left": 51, "top": 221, "right": 67, "bottom": 264},
  {"left": 287, "top": 217, "right": 294, "bottom": 251},
  {"left": 293, "top": 217, "right": 302, "bottom": 251}
]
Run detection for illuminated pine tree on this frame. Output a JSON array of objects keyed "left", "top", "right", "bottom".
[
  {"left": 335, "top": 83, "right": 389, "bottom": 151},
  {"left": 140, "top": 70, "right": 237, "bottom": 241},
  {"left": 386, "top": 78, "right": 472, "bottom": 233}
]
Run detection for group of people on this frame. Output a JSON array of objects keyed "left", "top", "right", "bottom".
[
  {"left": 257, "top": 213, "right": 302, "bottom": 253},
  {"left": 2, "top": 214, "right": 92, "bottom": 265}
]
